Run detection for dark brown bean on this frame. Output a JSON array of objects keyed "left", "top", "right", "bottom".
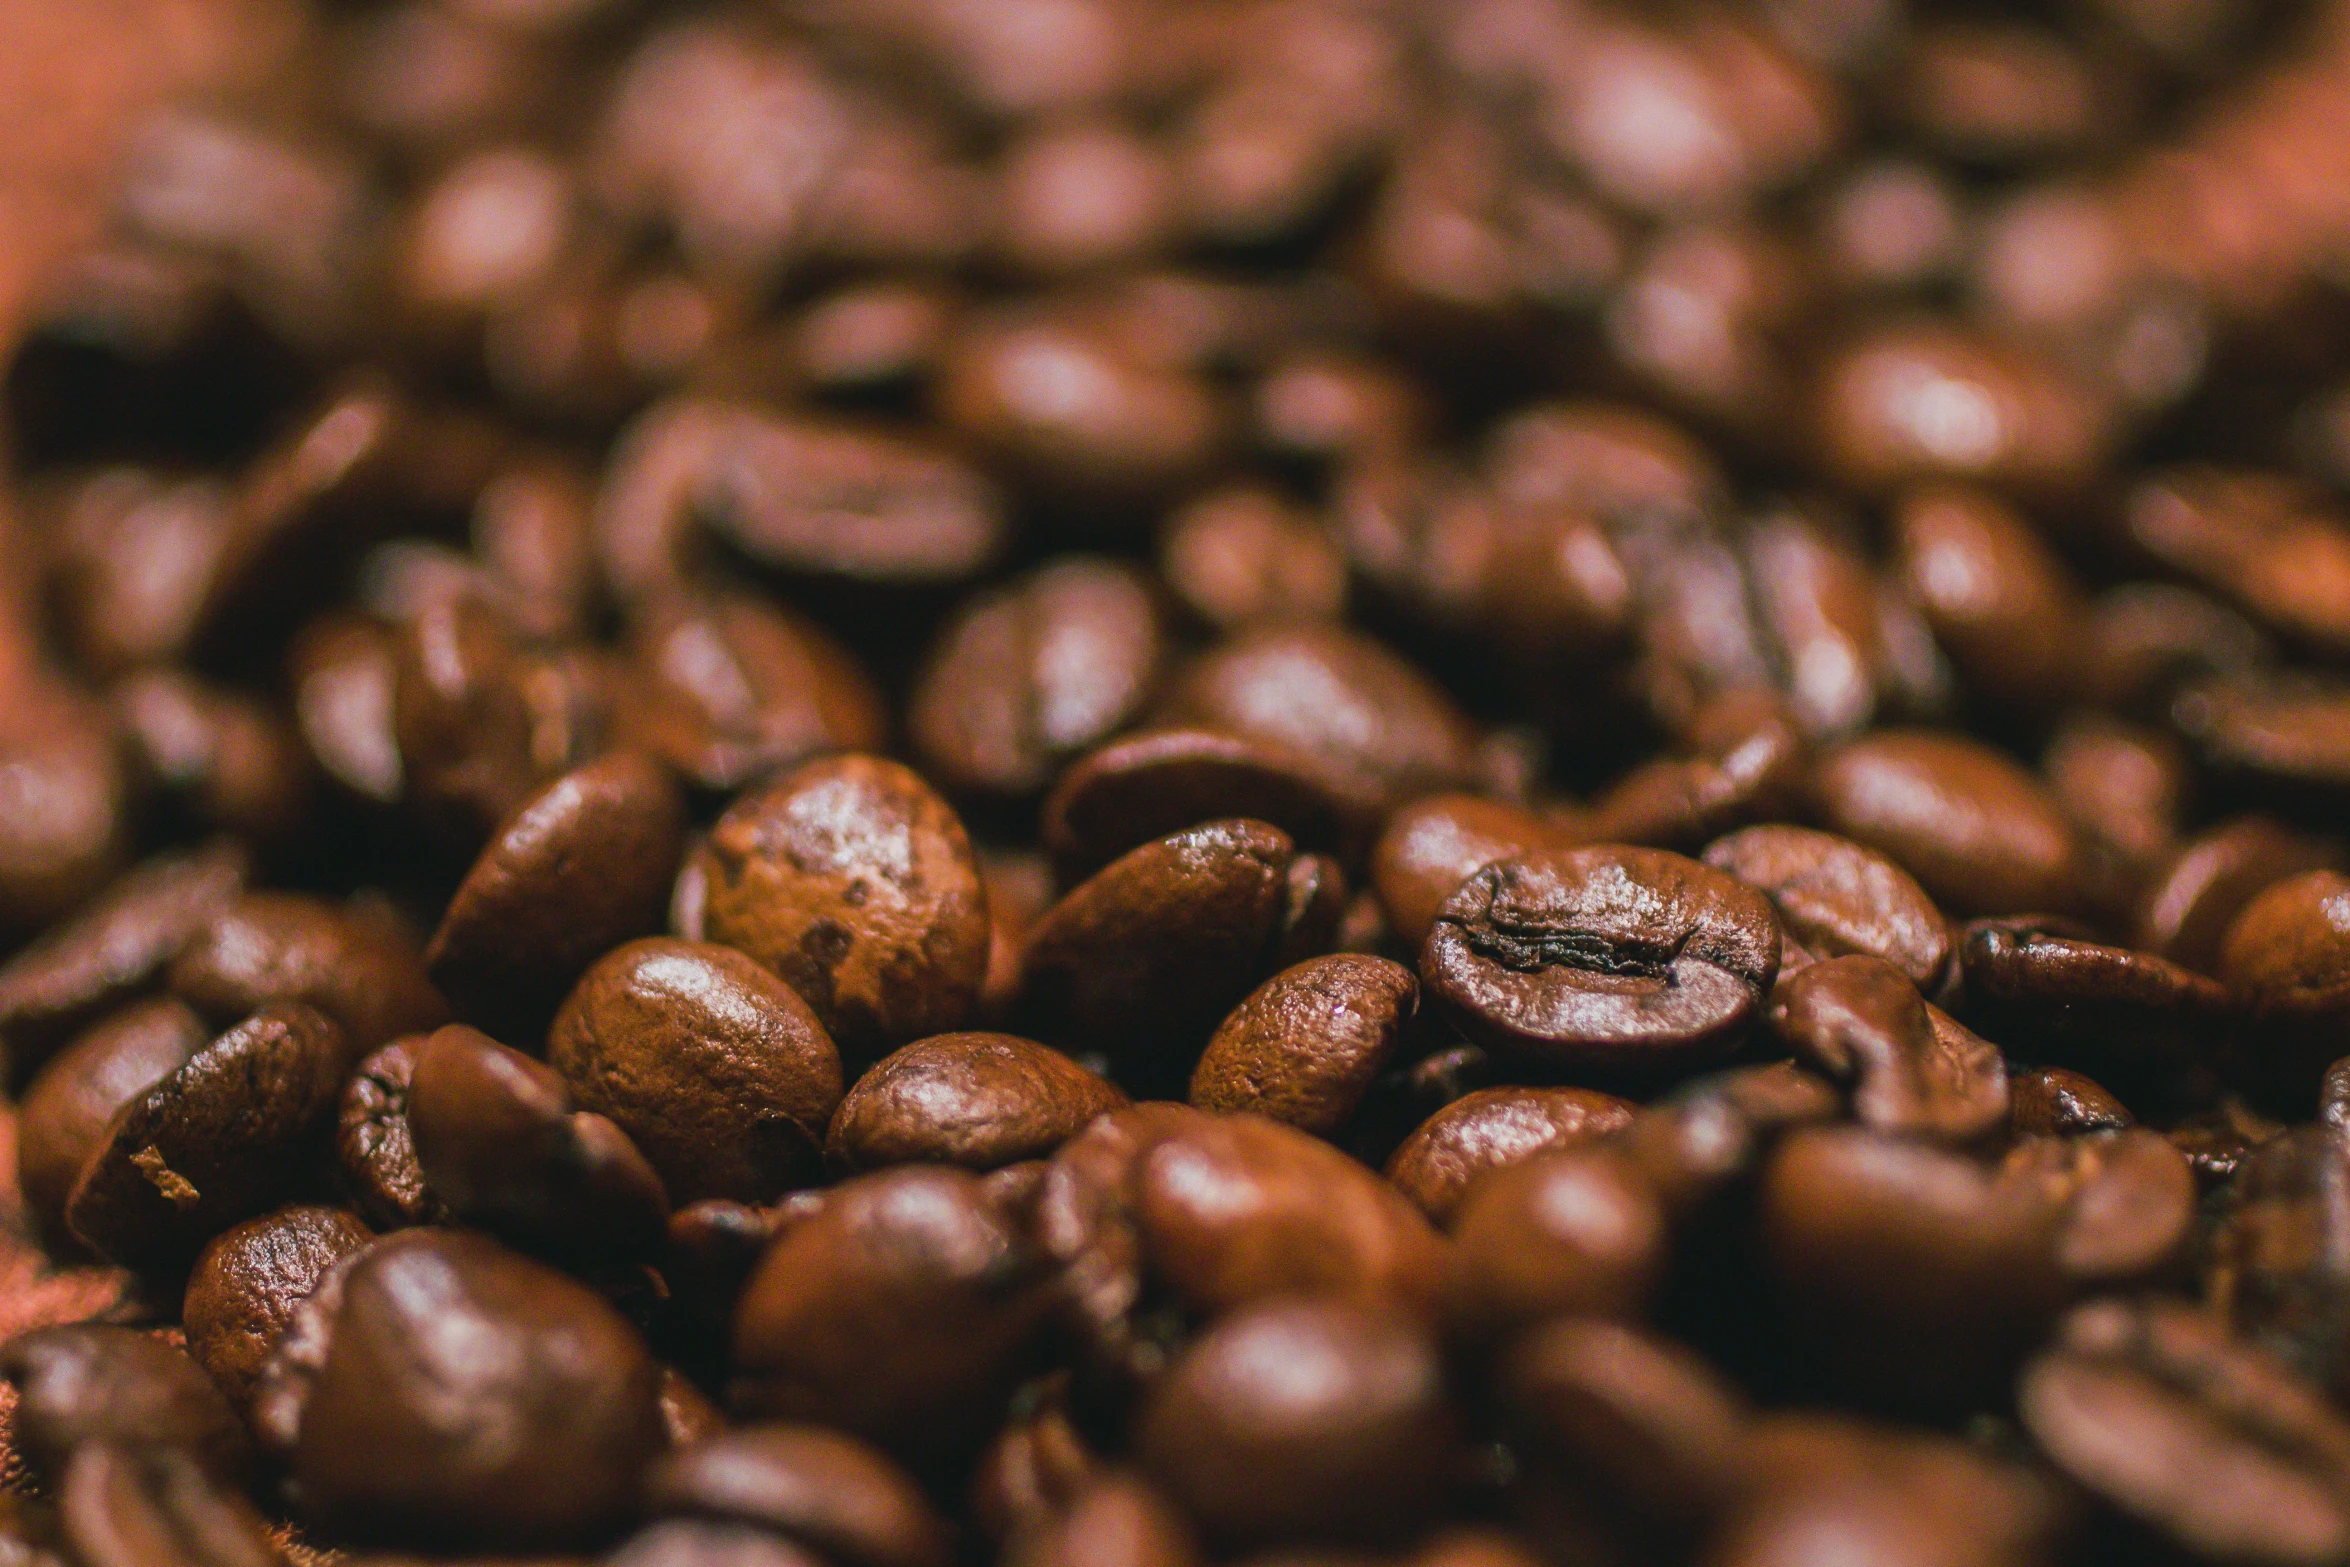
[
  {"left": 694, "top": 754, "right": 990, "bottom": 1059},
  {"left": 1768, "top": 956, "right": 2007, "bottom": 1143},
  {"left": 644, "top": 1425, "right": 952, "bottom": 1567},
  {"left": 1891, "top": 484, "right": 2082, "bottom": 711},
  {"left": 1422, "top": 846, "right": 1780, "bottom": 1079},
  {"left": 1445, "top": 1146, "right": 1667, "bottom": 1336},
  {"left": 1812, "top": 730, "right": 2085, "bottom": 916},
  {"left": 1004, "top": 1472, "right": 1200, "bottom": 1567},
  {"left": 1189, "top": 956, "right": 1417, "bottom": 1137},
  {"left": 335, "top": 1037, "right": 437, "bottom": 1231},
  {"left": 55, "top": 1442, "right": 283, "bottom": 1567},
  {"left": 1374, "top": 795, "right": 1583, "bottom": 952},
  {"left": 288, "top": 1229, "right": 666, "bottom": 1550},
  {"left": 169, "top": 892, "right": 446, "bottom": 1059},
  {"left": 17, "top": 998, "right": 208, "bottom": 1248},
  {"left": 2137, "top": 817, "right": 2339, "bottom": 976},
  {"left": 408, "top": 1023, "right": 670, "bottom": 1260},
  {"left": 1701, "top": 824, "right": 1952, "bottom": 994},
  {"left": 182, "top": 1205, "right": 373, "bottom": 1412},
  {"left": 2210, "top": 1127, "right": 2350, "bottom": 1398},
  {"left": 550, "top": 939, "right": 842, "bottom": 1204},
  {"left": 0, "top": 1326, "right": 248, "bottom": 1488},
  {"left": 66, "top": 1003, "right": 349, "bottom": 1270},
  {"left": 826, "top": 1032, "right": 1126, "bottom": 1174},
  {"left": 1960, "top": 918, "right": 2229, "bottom": 1104},
  {"left": 427, "top": 749, "right": 685, "bottom": 1041},
  {"left": 2009, "top": 1066, "right": 2134, "bottom": 1137},
  {"left": 910, "top": 559, "right": 1164, "bottom": 798},
  {"left": 1383, "top": 1086, "right": 1636, "bottom": 1225},
  {"left": 1133, "top": 1297, "right": 1460, "bottom": 1550}
]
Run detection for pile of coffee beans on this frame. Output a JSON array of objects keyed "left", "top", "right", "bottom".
[{"left": 10, "top": 0, "right": 2350, "bottom": 1562}]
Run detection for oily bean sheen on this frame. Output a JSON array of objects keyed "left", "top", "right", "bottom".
[
  {"left": 66, "top": 1002, "right": 349, "bottom": 1269},
  {"left": 643, "top": 1425, "right": 953, "bottom": 1567},
  {"left": 0, "top": 1324, "right": 250, "bottom": 1487},
  {"left": 1423, "top": 846, "right": 1781, "bottom": 1077},
  {"left": 826, "top": 1032, "right": 1125, "bottom": 1174},
  {"left": 16, "top": 996, "right": 208, "bottom": 1248},
  {"left": 426, "top": 748, "right": 685, "bottom": 1040},
  {"left": 181, "top": 1204, "right": 373, "bottom": 1412},
  {"left": 1699, "top": 825, "right": 1952, "bottom": 993},
  {"left": 289, "top": 1229, "right": 666, "bottom": 1550},
  {"left": 1384, "top": 1086, "right": 1638, "bottom": 1224},
  {"left": 551, "top": 938, "right": 843, "bottom": 1203},
  {"left": 1812, "top": 730, "right": 2085, "bottom": 917},
  {"left": 694, "top": 754, "right": 991, "bottom": 1058},
  {"left": 1189, "top": 955, "right": 1418, "bottom": 1135},
  {"left": 1768, "top": 956, "right": 2007, "bottom": 1143}
]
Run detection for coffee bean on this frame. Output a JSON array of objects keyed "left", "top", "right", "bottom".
[
  {"left": 427, "top": 748, "right": 685, "bottom": 1041},
  {"left": 612, "top": 589, "right": 886, "bottom": 795},
  {"left": 1021, "top": 819, "right": 1302, "bottom": 1085},
  {"left": 168, "top": 892, "right": 446, "bottom": 1059},
  {"left": 1043, "top": 728, "right": 1378, "bottom": 890},
  {"left": 1189, "top": 956, "right": 1417, "bottom": 1136},
  {"left": 1959, "top": 918, "right": 2229, "bottom": 1105},
  {"left": 1619, "top": 1062, "right": 1843, "bottom": 1221},
  {"left": 610, "top": 1517, "right": 822, "bottom": 1567},
  {"left": 1134, "top": 1297, "right": 1460, "bottom": 1550},
  {"left": 826, "top": 1032, "right": 1124, "bottom": 1175},
  {"left": 1812, "top": 730, "right": 2086, "bottom": 916},
  {"left": 2209, "top": 1127, "right": 2350, "bottom": 1399},
  {"left": 17, "top": 998, "right": 208, "bottom": 1249},
  {"left": 2043, "top": 713, "right": 2189, "bottom": 897},
  {"left": 0, "top": 1325, "right": 249, "bottom": 1487},
  {"left": 1422, "top": 846, "right": 1780, "bottom": 1078},
  {"left": 55, "top": 1442, "right": 282, "bottom": 1567},
  {"left": 1158, "top": 485, "right": 1347, "bottom": 633},
  {"left": 1004, "top": 1473, "right": 1199, "bottom": 1567},
  {"left": 551, "top": 938, "right": 842, "bottom": 1204},
  {"left": 1445, "top": 1146, "right": 1666, "bottom": 1336},
  {"left": 910, "top": 558, "right": 1164, "bottom": 798},
  {"left": 1158, "top": 626, "right": 1479, "bottom": 812},
  {"left": 2007, "top": 1129, "right": 2196, "bottom": 1287},
  {"left": 0, "top": 842, "right": 244, "bottom": 1081},
  {"left": 1384, "top": 1086, "right": 1637, "bottom": 1224},
  {"left": 2173, "top": 672, "right": 2350, "bottom": 807},
  {"left": 334, "top": 1036, "right": 437, "bottom": 1231},
  {"left": 66, "top": 1003, "right": 348, "bottom": 1270},
  {"left": 970, "top": 1389, "right": 1098, "bottom": 1547},
  {"left": 2137, "top": 817, "right": 2339, "bottom": 976},
  {"left": 2020, "top": 1298, "right": 2350, "bottom": 1567},
  {"left": 1373, "top": 795, "right": 1583, "bottom": 951},
  {"left": 181, "top": 1204, "right": 373, "bottom": 1412},
  {"left": 408, "top": 1022, "right": 670, "bottom": 1259},
  {"left": 111, "top": 669, "right": 314, "bottom": 848},
  {"left": 694, "top": 754, "right": 990, "bottom": 1059},
  {"left": 1891, "top": 483, "right": 2083, "bottom": 711},
  {"left": 1769, "top": 956, "right": 2007, "bottom": 1142},
  {"left": 644, "top": 1425, "right": 952, "bottom": 1567},
  {"left": 732, "top": 1166, "right": 1056, "bottom": 1456},
  {"left": 287, "top": 1228, "right": 666, "bottom": 1549},
  {"left": 2009, "top": 1066, "right": 2134, "bottom": 1137},
  {"left": 2223, "top": 871, "right": 2350, "bottom": 1097},
  {"left": 1701, "top": 824, "right": 1952, "bottom": 994},
  {"left": 0, "top": 692, "right": 133, "bottom": 943}
]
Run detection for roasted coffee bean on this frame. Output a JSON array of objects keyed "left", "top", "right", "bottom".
[
  {"left": 1004, "top": 1472, "right": 1199, "bottom": 1567},
  {"left": 66, "top": 1003, "right": 348, "bottom": 1270},
  {"left": 551, "top": 939, "right": 842, "bottom": 1204},
  {"left": 2009, "top": 1129, "right": 2197, "bottom": 1287},
  {"left": 335, "top": 1036, "right": 437, "bottom": 1231},
  {"left": 1422, "top": 846, "right": 1780, "bottom": 1079},
  {"left": 0, "top": 1325, "right": 249, "bottom": 1487},
  {"left": 2009, "top": 1066, "right": 2134, "bottom": 1137},
  {"left": 110, "top": 669, "right": 314, "bottom": 848},
  {"left": 1768, "top": 957, "right": 2007, "bottom": 1143},
  {"left": 1021, "top": 819, "right": 1302, "bottom": 1086},
  {"left": 693, "top": 754, "right": 990, "bottom": 1059},
  {"left": 1583, "top": 692, "right": 1811, "bottom": 852},
  {"left": 2020, "top": 1298, "right": 2350, "bottom": 1567},
  {"left": 1700, "top": 825, "right": 1952, "bottom": 995},
  {"left": 1134, "top": 1297, "right": 1460, "bottom": 1550},
  {"left": 408, "top": 1023, "right": 670, "bottom": 1259},
  {"left": 17, "top": 997, "right": 208, "bottom": 1248},
  {"left": 969, "top": 1387, "right": 1098, "bottom": 1547},
  {"left": 1189, "top": 956, "right": 1417, "bottom": 1137},
  {"left": 168, "top": 893, "right": 446, "bottom": 1059},
  {"left": 181, "top": 1204, "right": 373, "bottom": 1412},
  {"left": 910, "top": 559, "right": 1165, "bottom": 798},
  {"left": 612, "top": 589, "right": 886, "bottom": 795},
  {"left": 2043, "top": 713, "right": 2189, "bottom": 896},
  {"left": 2078, "top": 581, "right": 2274, "bottom": 715},
  {"left": 1891, "top": 484, "right": 2083, "bottom": 713},
  {"left": 1158, "top": 626, "right": 1480, "bottom": 812},
  {"left": 1446, "top": 1146, "right": 1667, "bottom": 1337},
  {"left": 1960, "top": 918, "right": 2229, "bottom": 1104},
  {"left": 427, "top": 749, "right": 685, "bottom": 1041},
  {"left": 2172, "top": 672, "right": 2350, "bottom": 806},
  {"left": 2223, "top": 872, "right": 2350, "bottom": 1098},
  {"left": 1373, "top": 796, "right": 1583, "bottom": 953},
  {"left": 609, "top": 1518, "right": 824, "bottom": 1567},
  {"left": 1043, "top": 729, "right": 1379, "bottom": 889},
  {"left": 644, "top": 1425, "right": 952, "bottom": 1567},
  {"left": 1761, "top": 1127, "right": 2075, "bottom": 1406},
  {"left": 0, "top": 842, "right": 244, "bottom": 1081},
  {"left": 0, "top": 691, "right": 132, "bottom": 943},
  {"left": 1618, "top": 1062, "right": 1844, "bottom": 1223},
  {"left": 285, "top": 1228, "right": 666, "bottom": 1550},
  {"left": 1158, "top": 486, "right": 1347, "bottom": 634},
  {"left": 55, "top": 1442, "right": 283, "bottom": 1567},
  {"left": 2211, "top": 1127, "right": 2350, "bottom": 1400},
  {"left": 1383, "top": 1086, "right": 1637, "bottom": 1225},
  {"left": 826, "top": 1032, "right": 1125, "bottom": 1174},
  {"left": 732, "top": 1165, "right": 1057, "bottom": 1456},
  {"left": 2137, "top": 817, "right": 2338, "bottom": 976},
  {"left": 1812, "top": 730, "right": 2086, "bottom": 917}
]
